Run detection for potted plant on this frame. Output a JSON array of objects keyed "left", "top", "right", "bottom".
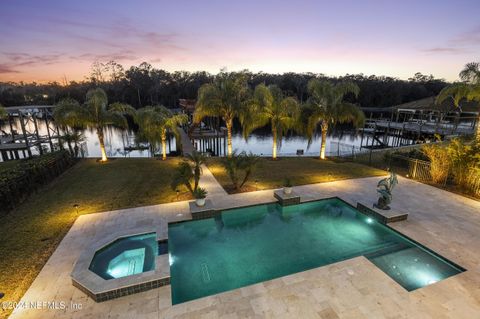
[
  {"left": 283, "top": 178, "right": 293, "bottom": 195},
  {"left": 193, "top": 187, "right": 208, "bottom": 207}
]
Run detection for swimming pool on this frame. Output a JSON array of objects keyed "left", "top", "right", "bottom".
[{"left": 168, "top": 198, "right": 464, "bottom": 304}]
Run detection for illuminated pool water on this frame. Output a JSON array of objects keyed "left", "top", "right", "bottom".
[
  {"left": 168, "top": 198, "right": 464, "bottom": 304},
  {"left": 89, "top": 233, "right": 158, "bottom": 280}
]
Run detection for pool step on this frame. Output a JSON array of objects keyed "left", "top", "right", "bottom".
[{"left": 364, "top": 242, "right": 411, "bottom": 259}]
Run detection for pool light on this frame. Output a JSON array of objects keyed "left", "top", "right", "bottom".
[{"left": 366, "top": 217, "right": 374, "bottom": 224}]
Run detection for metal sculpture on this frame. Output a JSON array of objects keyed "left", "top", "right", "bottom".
[{"left": 374, "top": 172, "right": 398, "bottom": 210}]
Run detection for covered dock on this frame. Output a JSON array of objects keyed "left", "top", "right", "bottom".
[{"left": 0, "top": 105, "right": 60, "bottom": 161}]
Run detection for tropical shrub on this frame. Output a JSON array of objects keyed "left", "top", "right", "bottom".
[
  {"left": 446, "top": 138, "right": 480, "bottom": 190},
  {"left": 170, "top": 151, "right": 206, "bottom": 194},
  {"left": 422, "top": 144, "right": 450, "bottom": 184},
  {"left": 0, "top": 150, "right": 75, "bottom": 214},
  {"left": 171, "top": 161, "right": 194, "bottom": 194},
  {"left": 192, "top": 187, "right": 207, "bottom": 199},
  {"left": 221, "top": 151, "right": 260, "bottom": 190},
  {"left": 283, "top": 178, "right": 292, "bottom": 187}
]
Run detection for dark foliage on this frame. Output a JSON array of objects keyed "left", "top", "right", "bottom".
[
  {"left": 0, "top": 150, "right": 76, "bottom": 214},
  {"left": 0, "top": 61, "right": 447, "bottom": 109}
]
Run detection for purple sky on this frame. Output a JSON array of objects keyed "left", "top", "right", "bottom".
[{"left": 1, "top": 0, "right": 479, "bottom": 82}]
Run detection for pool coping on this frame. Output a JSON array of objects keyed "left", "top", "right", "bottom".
[{"left": 70, "top": 224, "right": 170, "bottom": 302}]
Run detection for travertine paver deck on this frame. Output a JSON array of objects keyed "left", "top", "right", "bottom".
[
  {"left": 199, "top": 164, "right": 228, "bottom": 196},
  {"left": 8, "top": 176, "right": 480, "bottom": 319}
]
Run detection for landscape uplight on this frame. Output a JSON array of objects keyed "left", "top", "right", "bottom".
[{"left": 73, "top": 204, "right": 80, "bottom": 215}]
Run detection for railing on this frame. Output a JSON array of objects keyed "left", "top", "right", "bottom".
[{"left": 331, "top": 141, "right": 479, "bottom": 199}]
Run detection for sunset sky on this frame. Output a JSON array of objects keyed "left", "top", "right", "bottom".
[{"left": 1, "top": 0, "right": 479, "bottom": 83}]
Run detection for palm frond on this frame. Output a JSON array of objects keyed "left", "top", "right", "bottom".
[
  {"left": 459, "top": 62, "right": 480, "bottom": 84},
  {"left": 109, "top": 102, "right": 136, "bottom": 116},
  {"left": 436, "top": 83, "right": 470, "bottom": 108}
]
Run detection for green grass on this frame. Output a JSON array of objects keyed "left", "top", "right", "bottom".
[
  {"left": 207, "top": 157, "right": 387, "bottom": 193},
  {"left": 0, "top": 158, "right": 190, "bottom": 318}
]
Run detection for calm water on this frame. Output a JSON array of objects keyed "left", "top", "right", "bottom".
[
  {"left": 0, "top": 118, "right": 177, "bottom": 159},
  {"left": 1, "top": 118, "right": 386, "bottom": 160},
  {"left": 168, "top": 198, "right": 463, "bottom": 304}
]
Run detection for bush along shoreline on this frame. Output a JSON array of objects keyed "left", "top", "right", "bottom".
[{"left": 0, "top": 150, "right": 76, "bottom": 215}]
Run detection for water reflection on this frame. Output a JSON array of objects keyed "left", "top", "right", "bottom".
[
  {"left": 1, "top": 118, "right": 371, "bottom": 160},
  {"left": 0, "top": 118, "right": 177, "bottom": 160}
]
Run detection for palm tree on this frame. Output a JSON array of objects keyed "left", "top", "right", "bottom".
[
  {"left": 304, "top": 79, "right": 364, "bottom": 159},
  {"left": 437, "top": 62, "right": 480, "bottom": 141},
  {"left": 170, "top": 151, "right": 206, "bottom": 194},
  {"left": 59, "top": 130, "right": 85, "bottom": 157},
  {"left": 54, "top": 88, "right": 134, "bottom": 162},
  {"left": 242, "top": 84, "right": 300, "bottom": 159},
  {"left": 185, "top": 151, "right": 205, "bottom": 190},
  {"left": 459, "top": 62, "right": 480, "bottom": 84},
  {"left": 221, "top": 151, "right": 260, "bottom": 191},
  {"left": 171, "top": 161, "right": 194, "bottom": 193},
  {"left": 134, "top": 106, "right": 188, "bottom": 160},
  {"left": 194, "top": 72, "right": 249, "bottom": 157}
]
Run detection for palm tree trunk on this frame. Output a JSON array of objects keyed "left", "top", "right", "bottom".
[
  {"left": 67, "top": 141, "right": 74, "bottom": 156},
  {"left": 226, "top": 119, "right": 233, "bottom": 157},
  {"left": 476, "top": 115, "right": 480, "bottom": 141},
  {"left": 97, "top": 127, "right": 108, "bottom": 162},
  {"left": 320, "top": 121, "right": 328, "bottom": 160},
  {"left": 161, "top": 129, "right": 167, "bottom": 160},
  {"left": 272, "top": 128, "right": 277, "bottom": 160}
]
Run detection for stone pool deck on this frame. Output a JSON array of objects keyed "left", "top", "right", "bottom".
[{"left": 8, "top": 176, "right": 480, "bottom": 319}]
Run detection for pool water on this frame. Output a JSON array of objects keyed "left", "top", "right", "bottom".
[
  {"left": 89, "top": 233, "right": 158, "bottom": 280},
  {"left": 168, "top": 198, "right": 464, "bottom": 304}
]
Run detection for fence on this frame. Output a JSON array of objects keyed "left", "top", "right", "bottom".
[
  {"left": 329, "top": 142, "right": 423, "bottom": 167},
  {"left": 331, "top": 141, "right": 480, "bottom": 198}
]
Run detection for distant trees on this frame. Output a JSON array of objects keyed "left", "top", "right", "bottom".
[
  {"left": 0, "top": 61, "right": 447, "bottom": 111},
  {"left": 54, "top": 88, "right": 134, "bottom": 161},
  {"left": 303, "top": 80, "right": 365, "bottom": 159}
]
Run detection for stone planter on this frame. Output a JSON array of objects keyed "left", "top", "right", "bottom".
[{"left": 195, "top": 198, "right": 206, "bottom": 207}]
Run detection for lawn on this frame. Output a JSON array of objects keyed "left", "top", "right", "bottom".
[
  {"left": 0, "top": 158, "right": 189, "bottom": 318},
  {"left": 207, "top": 157, "right": 387, "bottom": 193}
]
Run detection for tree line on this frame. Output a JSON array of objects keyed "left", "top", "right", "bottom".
[{"left": 0, "top": 61, "right": 447, "bottom": 109}]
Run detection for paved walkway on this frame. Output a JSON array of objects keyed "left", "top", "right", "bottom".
[
  {"left": 199, "top": 164, "right": 227, "bottom": 196},
  {"left": 8, "top": 176, "right": 480, "bottom": 319},
  {"left": 178, "top": 128, "right": 226, "bottom": 195},
  {"left": 178, "top": 128, "right": 195, "bottom": 155}
]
